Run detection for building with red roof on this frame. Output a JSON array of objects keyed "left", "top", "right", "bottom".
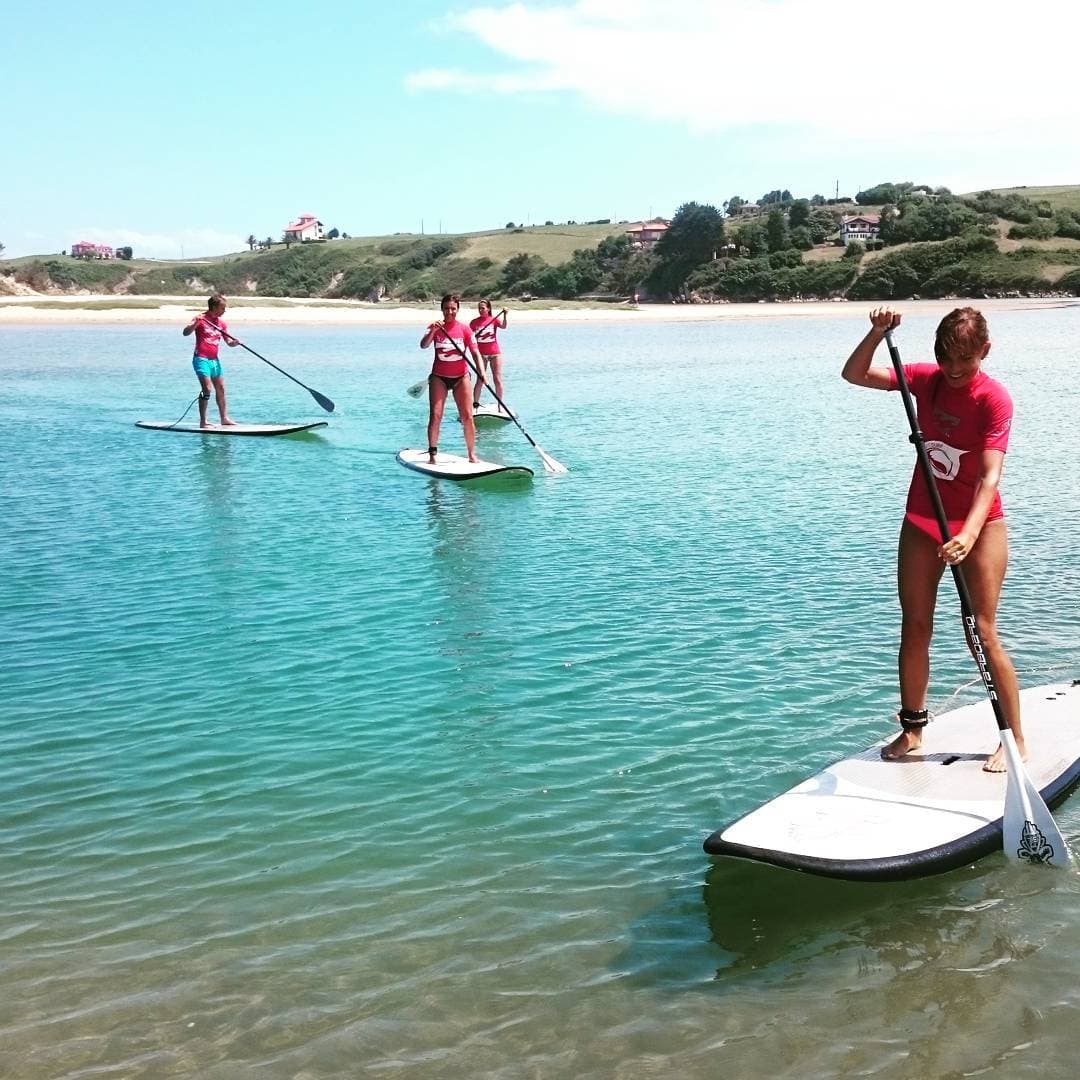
[
  {"left": 284, "top": 213, "right": 324, "bottom": 243},
  {"left": 70, "top": 241, "right": 115, "bottom": 260}
]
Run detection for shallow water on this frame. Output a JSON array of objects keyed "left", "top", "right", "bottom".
[{"left": 2, "top": 305, "right": 1079, "bottom": 1078}]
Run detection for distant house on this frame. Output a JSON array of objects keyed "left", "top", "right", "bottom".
[
  {"left": 70, "top": 241, "right": 114, "bottom": 260},
  {"left": 840, "top": 214, "right": 881, "bottom": 244},
  {"left": 625, "top": 220, "right": 670, "bottom": 249},
  {"left": 284, "top": 213, "right": 324, "bottom": 243},
  {"left": 731, "top": 202, "right": 761, "bottom": 216}
]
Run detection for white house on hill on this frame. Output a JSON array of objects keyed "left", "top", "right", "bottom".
[
  {"left": 284, "top": 213, "right": 324, "bottom": 243},
  {"left": 840, "top": 214, "right": 881, "bottom": 244}
]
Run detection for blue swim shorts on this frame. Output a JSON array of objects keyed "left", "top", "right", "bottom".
[{"left": 192, "top": 356, "right": 223, "bottom": 379}]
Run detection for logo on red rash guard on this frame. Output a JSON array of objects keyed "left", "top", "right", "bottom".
[{"left": 926, "top": 440, "right": 964, "bottom": 481}]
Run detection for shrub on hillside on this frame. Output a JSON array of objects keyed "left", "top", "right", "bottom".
[
  {"left": 686, "top": 257, "right": 854, "bottom": 301},
  {"left": 1054, "top": 268, "right": 1080, "bottom": 294},
  {"left": 847, "top": 233, "right": 997, "bottom": 299},
  {"left": 1007, "top": 219, "right": 1055, "bottom": 241},
  {"left": 499, "top": 253, "right": 546, "bottom": 292},
  {"left": 963, "top": 190, "right": 1054, "bottom": 222},
  {"left": 18, "top": 258, "right": 131, "bottom": 292},
  {"left": 880, "top": 198, "right": 981, "bottom": 244},
  {"left": 1054, "top": 210, "right": 1080, "bottom": 240}
]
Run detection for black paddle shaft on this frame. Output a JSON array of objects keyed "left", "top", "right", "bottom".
[
  {"left": 195, "top": 316, "right": 335, "bottom": 412},
  {"left": 884, "top": 328, "right": 1008, "bottom": 733}
]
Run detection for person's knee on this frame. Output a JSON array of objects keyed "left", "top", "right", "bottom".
[
  {"left": 900, "top": 614, "right": 934, "bottom": 645},
  {"left": 199, "top": 389, "right": 211, "bottom": 402},
  {"left": 973, "top": 619, "right": 1002, "bottom": 652}
]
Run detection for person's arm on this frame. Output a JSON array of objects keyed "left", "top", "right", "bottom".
[
  {"left": 498, "top": 309, "right": 508, "bottom": 329},
  {"left": 222, "top": 322, "right": 239, "bottom": 347},
  {"left": 420, "top": 322, "right": 442, "bottom": 349},
  {"left": 941, "top": 449, "right": 1005, "bottom": 563},
  {"left": 182, "top": 313, "right": 203, "bottom": 337},
  {"left": 841, "top": 308, "right": 901, "bottom": 390}
]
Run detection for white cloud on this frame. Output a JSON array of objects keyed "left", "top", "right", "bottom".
[
  {"left": 74, "top": 226, "right": 247, "bottom": 260},
  {"left": 408, "top": 1, "right": 1080, "bottom": 141}
]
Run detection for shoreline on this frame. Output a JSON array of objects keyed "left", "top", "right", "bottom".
[{"left": 0, "top": 293, "right": 1076, "bottom": 327}]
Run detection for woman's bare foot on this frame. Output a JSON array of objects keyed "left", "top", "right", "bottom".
[
  {"left": 881, "top": 730, "right": 923, "bottom": 760},
  {"left": 220, "top": 417, "right": 237, "bottom": 426},
  {"left": 983, "top": 738, "right": 1027, "bottom": 773}
]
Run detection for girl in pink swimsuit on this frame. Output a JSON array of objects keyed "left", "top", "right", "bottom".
[
  {"left": 842, "top": 306, "right": 1022, "bottom": 773},
  {"left": 419, "top": 294, "right": 484, "bottom": 464},
  {"left": 469, "top": 299, "right": 508, "bottom": 410}
]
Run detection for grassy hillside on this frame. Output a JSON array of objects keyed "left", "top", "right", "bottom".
[
  {"left": 0, "top": 222, "right": 626, "bottom": 301},
  {"left": 5, "top": 191, "right": 1080, "bottom": 302},
  {"left": 975, "top": 184, "right": 1080, "bottom": 214}
]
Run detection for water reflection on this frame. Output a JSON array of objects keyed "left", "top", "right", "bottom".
[{"left": 420, "top": 476, "right": 534, "bottom": 709}]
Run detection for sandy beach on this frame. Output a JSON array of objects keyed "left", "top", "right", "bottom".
[{"left": 0, "top": 293, "right": 1075, "bottom": 327}]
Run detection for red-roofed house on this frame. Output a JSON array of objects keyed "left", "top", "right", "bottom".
[
  {"left": 284, "top": 213, "right": 324, "bottom": 243},
  {"left": 71, "top": 241, "right": 115, "bottom": 260},
  {"left": 625, "top": 220, "right": 669, "bottom": 250},
  {"left": 840, "top": 214, "right": 881, "bottom": 244}
]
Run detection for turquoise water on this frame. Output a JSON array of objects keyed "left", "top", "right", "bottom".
[{"left": 2, "top": 305, "right": 1079, "bottom": 1079}]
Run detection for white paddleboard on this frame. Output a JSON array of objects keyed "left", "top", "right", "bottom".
[
  {"left": 136, "top": 421, "right": 328, "bottom": 436},
  {"left": 396, "top": 448, "right": 533, "bottom": 481},
  {"left": 704, "top": 680, "right": 1080, "bottom": 880}
]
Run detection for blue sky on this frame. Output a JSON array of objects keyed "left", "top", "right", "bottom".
[{"left": 4, "top": 0, "right": 1078, "bottom": 259}]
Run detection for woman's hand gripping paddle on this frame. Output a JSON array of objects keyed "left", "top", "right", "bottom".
[
  {"left": 885, "top": 326, "right": 1071, "bottom": 868},
  {"left": 198, "top": 317, "right": 335, "bottom": 412},
  {"left": 436, "top": 325, "right": 568, "bottom": 474}
]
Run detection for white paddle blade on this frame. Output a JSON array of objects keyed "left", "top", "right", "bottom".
[
  {"left": 1000, "top": 732, "right": 1072, "bottom": 868},
  {"left": 538, "top": 449, "right": 569, "bottom": 475},
  {"left": 407, "top": 378, "right": 428, "bottom": 398}
]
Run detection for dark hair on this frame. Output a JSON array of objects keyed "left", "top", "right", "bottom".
[
  {"left": 208, "top": 294, "right": 227, "bottom": 310},
  {"left": 935, "top": 307, "right": 989, "bottom": 363},
  {"left": 440, "top": 294, "right": 460, "bottom": 307}
]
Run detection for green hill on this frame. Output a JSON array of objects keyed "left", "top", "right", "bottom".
[
  {"left": 971, "top": 184, "right": 1080, "bottom": 214},
  {"left": 0, "top": 223, "right": 624, "bottom": 302},
  {"left": 4, "top": 187, "right": 1080, "bottom": 303}
]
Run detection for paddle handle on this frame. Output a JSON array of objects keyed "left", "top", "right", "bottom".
[{"left": 884, "top": 328, "right": 1008, "bottom": 733}]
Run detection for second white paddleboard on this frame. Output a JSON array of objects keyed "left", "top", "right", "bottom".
[
  {"left": 136, "top": 420, "right": 327, "bottom": 436},
  {"left": 396, "top": 448, "right": 533, "bottom": 481}
]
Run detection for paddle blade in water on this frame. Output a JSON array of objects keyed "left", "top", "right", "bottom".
[
  {"left": 1001, "top": 732, "right": 1072, "bottom": 867},
  {"left": 538, "top": 447, "right": 569, "bottom": 474},
  {"left": 407, "top": 378, "right": 428, "bottom": 399},
  {"left": 311, "top": 389, "right": 335, "bottom": 413}
]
